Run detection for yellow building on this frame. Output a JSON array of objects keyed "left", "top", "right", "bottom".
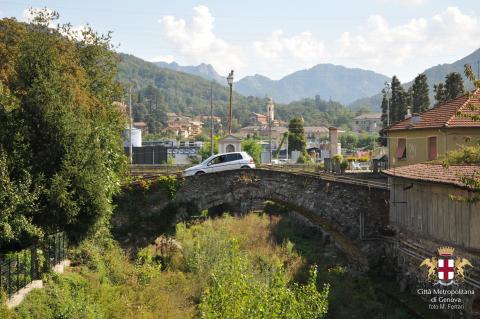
[{"left": 385, "top": 90, "right": 480, "bottom": 167}]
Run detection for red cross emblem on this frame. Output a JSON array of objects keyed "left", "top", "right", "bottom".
[{"left": 438, "top": 258, "right": 454, "bottom": 282}]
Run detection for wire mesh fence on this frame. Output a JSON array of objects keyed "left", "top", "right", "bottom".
[{"left": 0, "top": 232, "right": 67, "bottom": 298}]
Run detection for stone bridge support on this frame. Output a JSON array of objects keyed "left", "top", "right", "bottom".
[{"left": 176, "top": 169, "right": 390, "bottom": 268}]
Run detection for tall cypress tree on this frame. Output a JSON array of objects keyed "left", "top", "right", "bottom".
[
  {"left": 390, "top": 76, "right": 407, "bottom": 123},
  {"left": 411, "top": 73, "right": 430, "bottom": 113},
  {"left": 434, "top": 83, "right": 447, "bottom": 105},
  {"left": 380, "top": 90, "right": 389, "bottom": 128},
  {"left": 445, "top": 72, "right": 465, "bottom": 101}
]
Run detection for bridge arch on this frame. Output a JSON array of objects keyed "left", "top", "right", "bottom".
[{"left": 176, "top": 169, "right": 389, "bottom": 268}]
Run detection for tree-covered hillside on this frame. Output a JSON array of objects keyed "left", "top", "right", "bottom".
[{"left": 117, "top": 54, "right": 355, "bottom": 130}]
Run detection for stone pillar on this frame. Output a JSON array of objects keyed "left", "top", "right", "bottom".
[{"left": 329, "top": 127, "right": 338, "bottom": 157}]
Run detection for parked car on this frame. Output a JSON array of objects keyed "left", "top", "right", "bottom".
[{"left": 182, "top": 152, "right": 255, "bottom": 176}]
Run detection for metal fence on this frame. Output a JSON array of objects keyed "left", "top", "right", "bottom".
[{"left": 0, "top": 232, "right": 67, "bottom": 298}]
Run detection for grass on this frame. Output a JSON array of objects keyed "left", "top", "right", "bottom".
[
  {"left": 1, "top": 199, "right": 446, "bottom": 319},
  {"left": 5, "top": 213, "right": 328, "bottom": 319}
]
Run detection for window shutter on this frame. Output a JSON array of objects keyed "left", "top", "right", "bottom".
[{"left": 396, "top": 138, "right": 406, "bottom": 159}]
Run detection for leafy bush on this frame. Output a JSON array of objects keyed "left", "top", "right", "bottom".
[{"left": 241, "top": 139, "right": 261, "bottom": 164}]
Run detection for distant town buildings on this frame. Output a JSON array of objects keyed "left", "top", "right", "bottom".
[
  {"left": 385, "top": 90, "right": 480, "bottom": 167},
  {"left": 352, "top": 113, "right": 382, "bottom": 133},
  {"left": 165, "top": 112, "right": 203, "bottom": 138}
]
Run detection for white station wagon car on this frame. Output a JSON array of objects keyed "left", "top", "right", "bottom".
[{"left": 182, "top": 152, "right": 255, "bottom": 177}]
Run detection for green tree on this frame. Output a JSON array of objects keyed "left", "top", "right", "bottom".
[
  {"left": 0, "top": 11, "right": 126, "bottom": 246},
  {"left": 434, "top": 72, "right": 465, "bottom": 105},
  {"left": 199, "top": 136, "right": 219, "bottom": 160},
  {"left": 433, "top": 83, "right": 447, "bottom": 105},
  {"left": 390, "top": 76, "right": 407, "bottom": 123},
  {"left": 380, "top": 90, "right": 389, "bottom": 129},
  {"left": 411, "top": 73, "right": 430, "bottom": 113},
  {"left": 340, "top": 131, "right": 359, "bottom": 151},
  {"left": 241, "top": 139, "right": 261, "bottom": 163},
  {"left": 445, "top": 72, "right": 465, "bottom": 101},
  {"left": 287, "top": 117, "right": 306, "bottom": 155}
]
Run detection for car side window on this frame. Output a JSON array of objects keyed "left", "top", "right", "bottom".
[
  {"left": 226, "top": 153, "right": 241, "bottom": 162},
  {"left": 209, "top": 155, "right": 227, "bottom": 165}
]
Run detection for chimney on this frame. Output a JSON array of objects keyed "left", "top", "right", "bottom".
[{"left": 404, "top": 106, "right": 412, "bottom": 119}]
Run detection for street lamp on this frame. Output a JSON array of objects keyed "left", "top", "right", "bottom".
[{"left": 227, "top": 70, "right": 234, "bottom": 135}]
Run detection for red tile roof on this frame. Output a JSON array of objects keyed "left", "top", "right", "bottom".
[
  {"left": 386, "top": 90, "right": 480, "bottom": 131},
  {"left": 383, "top": 163, "right": 480, "bottom": 189}
]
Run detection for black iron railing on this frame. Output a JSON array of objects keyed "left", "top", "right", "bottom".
[{"left": 0, "top": 232, "right": 67, "bottom": 298}]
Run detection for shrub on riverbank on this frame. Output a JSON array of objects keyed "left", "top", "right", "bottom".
[{"left": 11, "top": 213, "right": 329, "bottom": 319}]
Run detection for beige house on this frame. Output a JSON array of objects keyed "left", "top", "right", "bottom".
[
  {"left": 352, "top": 113, "right": 382, "bottom": 133},
  {"left": 385, "top": 90, "right": 480, "bottom": 167}
]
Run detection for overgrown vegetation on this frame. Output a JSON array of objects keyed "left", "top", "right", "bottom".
[
  {"left": 7, "top": 214, "right": 330, "bottom": 319},
  {"left": 0, "top": 11, "right": 126, "bottom": 249}
]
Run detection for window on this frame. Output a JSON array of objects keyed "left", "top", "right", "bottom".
[
  {"left": 428, "top": 136, "right": 437, "bottom": 160},
  {"left": 226, "top": 153, "right": 242, "bottom": 161},
  {"left": 226, "top": 144, "right": 235, "bottom": 152},
  {"left": 396, "top": 138, "right": 407, "bottom": 160},
  {"left": 209, "top": 155, "right": 227, "bottom": 165}
]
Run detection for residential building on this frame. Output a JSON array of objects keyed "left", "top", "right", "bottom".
[
  {"left": 238, "top": 126, "right": 288, "bottom": 140},
  {"left": 165, "top": 113, "right": 203, "bottom": 138},
  {"left": 352, "top": 113, "right": 382, "bottom": 133},
  {"left": 385, "top": 90, "right": 480, "bottom": 167}
]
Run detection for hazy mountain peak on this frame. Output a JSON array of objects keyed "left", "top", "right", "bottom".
[{"left": 235, "top": 64, "right": 390, "bottom": 104}]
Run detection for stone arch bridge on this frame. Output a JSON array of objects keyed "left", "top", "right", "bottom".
[{"left": 175, "top": 169, "right": 390, "bottom": 267}]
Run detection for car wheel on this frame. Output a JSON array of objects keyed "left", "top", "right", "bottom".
[
  {"left": 195, "top": 171, "right": 205, "bottom": 175},
  {"left": 241, "top": 165, "right": 250, "bottom": 169}
]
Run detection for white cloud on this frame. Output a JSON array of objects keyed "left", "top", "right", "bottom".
[
  {"left": 254, "top": 30, "right": 325, "bottom": 61},
  {"left": 332, "top": 7, "right": 480, "bottom": 79},
  {"left": 158, "top": 5, "right": 245, "bottom": 75},
  {"left": 157, "top": 6, "right": 480, "bottom": 81}
]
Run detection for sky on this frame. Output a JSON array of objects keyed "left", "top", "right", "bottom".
[{"left": 1, "top": 0, "right": 480, "bottom": 82}]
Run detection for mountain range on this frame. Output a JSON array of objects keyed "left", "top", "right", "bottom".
[
  {"left": 234, "top": 65, "right": 390, "bottom": 105},
  {"left": 348, "top": 48, "right": 480, "bottom": 111},
  {"left": 154, "top": 61, "right": 226, "bottom": 84},
  {"left": 151, "top": 48, "right": 480, "bottom": 111}
]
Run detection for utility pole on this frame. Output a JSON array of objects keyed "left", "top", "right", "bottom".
[
  {"left": 267, "top": 98, "right": 274, "bottom": 163},
  {"left": 269, "top": 113, "right": 272, "bottom": 164},
  {"left": 210, "top": 81, "right": 214, "bottom": 156},
  {"left": 227, "top": 70, "right": 234, "bottom": 135},
  {"left": 384, "top": 81, "right": 391, "bottom": 169},
  {"left": 128, "top": 85, "right": 133, "bottom": 164},
  {"left": 384, "top": 81, "right": 391, "bottom": 127}
]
